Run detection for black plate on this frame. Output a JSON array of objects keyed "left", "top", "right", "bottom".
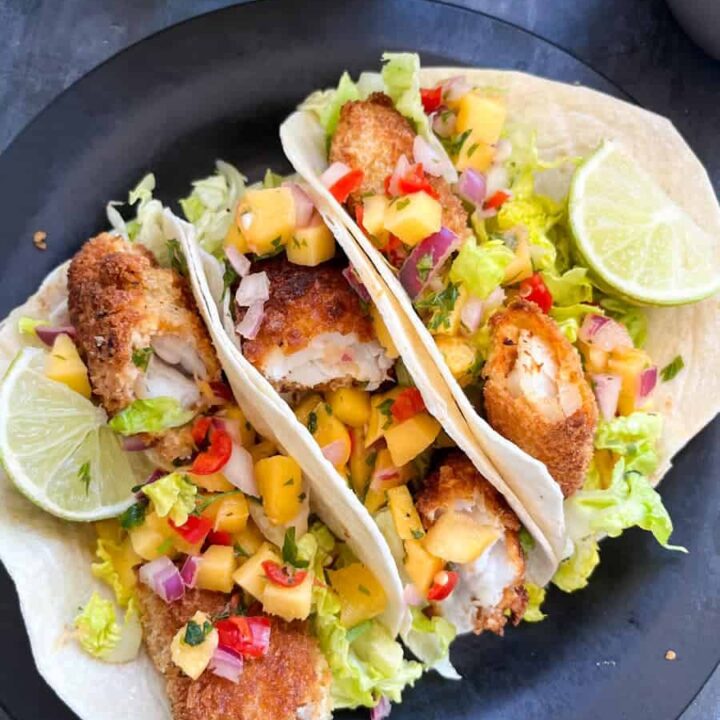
[{"left": 0, "top": 2, "right": 718, "bottom": 719}]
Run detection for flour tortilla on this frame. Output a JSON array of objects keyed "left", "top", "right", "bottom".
[{"left": 280, "top": 67, "right": 720, "bottom": 560}]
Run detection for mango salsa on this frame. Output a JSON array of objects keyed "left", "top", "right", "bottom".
[
  {"left": 608, "top": 348, "right": 652, "bottom": 416},
  {"left": 326, "top": 387, "right": 371, "bottom": 428},
  {"left": 362, "top": 195, "right": 390, "bottom": 245},
  {"left": 255, "top": 455, "right": 304, "bottom": 525},
  {"left": 262, "top": 570, "right": 314, "bottom": 621},
  {"left": 171, "top": 611, "right": 218, "bottom": 680},
  {"left": 224, "top": 220, "right": 249, "bottom": 255},
  {"left": 128, "top": 511, "right": 176, "bottom": 561},
  {"left": 202, "top": 493, "right": 249, "bottom": 534},
  {"left": 190, "top": 472, "right": 235, "bottom": 493},
  {"left": 365, "top": 388, "right": 402, "bottom": 447},
  {"left": 232, "top": 542, "right": 280, "bottom": 599},
  {"left": 429, "top": 285, "right": 468, "bottom": 337},
  {"left": 287, "top": 218, "right": 336, "bottom": 267},
  {"left": 455, "top": 134, "right": 495, "bottom": 173},
  {"left": 232, "top": 519, "right": 266, "bottom": 558},
  {"left": 403, "top": 539, "right": 444, "bottom": 596},
  {"left": 384, "top": 412, "right": 441, "bottom": 468},
  {"left": 328, "top": 562, "right": 387, "bottom": 627},
  {"left": 349, "top": 428, "right": 373, "bottom": 497},
  {"left": 383, "top": 192, "right": 442, "bottom": 247},
  {"left": 310, "top": 402, "right": 352, "bottom": 468},
  {"left": 249, "top": 439, "right": 278, "bottom": 463},
  {"left": 222, "top": 405, "right": 256, "bottom": 447},
  {"left": 44, "top": 334, "right": 92, "bottom": 398},
  {"left": 294, "top": 393, "right": 323, "bottom": 426},
  {"left": 370, "top": 305, "right": 399, "bottom": 359},
  {"left": 236, "top": 187, "right": 295, "bottom": 255},
  {"left": 195, "top": 545, "right": 236, "bottom": 593},
  {"left": 387, "top": 485, "right": 425, "bottom": 541},
  {"left": 435, "top": 336, "right": 476, "bottom": 385},
  {"left": 503, "top": 236, "right": 533, "bottom": 284},
  {"left": 364, "top": 487, "right": 388, "bottom": 514},
  {"left": 423, "top": 511, "right": 499, "bottom": 564},
  {"left": 455, "top": 92, "right": 507, "bottom": 145}
]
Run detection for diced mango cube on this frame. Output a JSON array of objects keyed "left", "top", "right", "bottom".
[
  {"left": 435, "top": 336, "right": 476, "bottom": 385},
  {"left": 362, "top": 195, "right": 390, "bottom": 245},
  {"left": 222, "top": 405, "right": 256, "bottom": 447},
  {"left": 261, "top": 570, "right": 313, "bottom": 621},
  {"left": 328, "top": 562, "right": 387, "bottom": 627},
  {"left": 203, "top": 494, "right": 249, "bottom": 534},
  {"left": 195, "top": 545, "right": 236, "bottom": 593},
  {"left": 232, "top": 542, "right": 280, "bottom": 599},
  {"left": 287, "top": 217, "right": 336, "bottom": 266},
  {"left": 455, "top": 92, "right": 507, "bottom": 144},
  {"left": 255, "top": 455, "right": 303, "bottom": 524},
  {"left": 349, "top": 428, "right": 373, "bottom": 497},
  {"left": 224, "top": 219, "right": 249, "bottom": 255},
  {"left": 326, "top": 387, "right": 371, "bottom": 428},
  {"left": 579, "top": 341, "right": 608, "bottom": 374},
  {"left": 387, "top": 486, "right": 425, "bottom": 541},
  {"left": 190, "top": 472, "right": 235, "bottom": 492},
  {"left": 370, "top": 305, "right": 399, "bottom": 359},
  {"left": 232, "top": 519, "right": 265, "bottom": 558},
  {"left": 129, "top": 511, "right": 176, "bottom": 561},
  {"left": 384, "top": 412, "right": 441, "bottom": 468},
  {"left": 171, "top": 611, "right": 218, "bottom": 680},
  {"left": 365, "top": 389, "right": 402, "bottom": 447},
  {"left": 249, "top": 439, "right": 278, "bottom": 463},
  {"left": 423, "top": 511, "right": 499, "bottom": 563},
  {"left": 310, "top": 402, "right": 352, "bottom": 468},
  {"left": 94, "top": 518, "right": 123, "bottom": 544},
  {"left": 383, "top": 192, "right": 442, "bottom": 247},
  {"left": 455, "top": 134, "right": 495, "bottom": 172},
  {"left": 608, "top": 348, "right": 651, "bottom": 416},
  {"left": 44, "top": 334, "right": 92, "bottom": 398},
  {"left": 403, "top": 539, "right": 443, "bottom": 596},
  {"left": 364, "top": 487, "right": 388, "bottom": 514},
  {"left": 503, "top": 236, "right": 533, "bottom": 284},
  {"left": 236, "top": 187, "right": 295, "bottom": 255}
]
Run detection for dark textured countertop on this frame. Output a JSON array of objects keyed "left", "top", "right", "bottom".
[{"left": 0, "top": 1, "right": 718, "bottom": 718}]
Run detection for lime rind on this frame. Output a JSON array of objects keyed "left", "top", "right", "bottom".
[{"left": 569, "top": 141, "right": 720, "bottom": 306}]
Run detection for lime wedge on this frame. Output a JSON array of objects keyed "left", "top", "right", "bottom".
[
  {"left": 569, "top": 141, "right": 720, "bottom": 305},
  {"left": 0, "top": 348, "right": 147, "bottom": 521}
]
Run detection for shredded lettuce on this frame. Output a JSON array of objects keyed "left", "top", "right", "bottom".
[
  {"left": 403, "top": 607, "right": 459, "bottom": 680},
  {"left": 91, "top": 537, "right": 140, "bottom": 607},
  {"left": 17, "top": 317, "right": 49, "bottom": 336},
  {"left": 552, "top": 537, "right": 600, "bottom": 592},
  {"left": 449, "top": 237, "right": 514, "bottom": 300},
  {"left": 550, "top": 302, "right": 599, "bottom": 342},
  {"left": 143, "top": 472, "right": 197, "bottom": 526},
  {"left": 542, "top": 267, "right": 593, "bottom": 306},
  {"left": 108, "top": 397, "right": 195, "bottom": 436},
  {"left": 179, "top": 161, "right": 247, "bottom": 253},
  {"left": 75, "top": 593, "right": 142, "bottom": 663},
  {"left": 599, "top": 296, "right": 648, "bottom": 348},
  {"left": 523, "top": 583, "right": 547, "bottom": 622},
  {"left": 595, "top": 412, "right": 663, "bottom": 476}
]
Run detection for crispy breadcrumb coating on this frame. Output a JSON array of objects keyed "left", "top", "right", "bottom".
[
  {"left": 137, "top": 585, "right": 332, "bottom": 720},
  {"left": 483, "top": 300, "right": 598, "bottom": 497},
  {"left": 416, "top": 452, "right": 527, "bottom": 636},
  {"left": 330, "top": 93, "right": 469, "bottom": 240}
]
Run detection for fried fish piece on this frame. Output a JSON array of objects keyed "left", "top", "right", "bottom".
[
  {"left": 482, "top": 299, "right": 598, "bottom": 497},
  {"left": 137, "top": 585, "right": 332, "bottom": 720},
  {"left": 68, "top": 233, "right": 222, "bottom": 461},
  {"left": 241, "top": 256, "right": 393, "bottom": 391},
  {"left": 416, "top": 452, "right": 527, "bottom": 636},
  {"left": 329, "top": 93, "right": 469, "bottom": 240}
]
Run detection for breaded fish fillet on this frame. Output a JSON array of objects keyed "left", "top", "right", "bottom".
[
  {"left": 137, "top": 585, "right": 332, "bottom": 720},
  {"left": 483, "top": 300, "right": 598, "bottom": 497},
  {"left": 242, "top": 256, "right": 393, "bottom": 391},
  {"left": 68, "top": 233, "right": 222, "bottom": 461},
  {"left": 330, "top": 93, "right": 469, "bottom": 241},
  {"left": 416, "top": 452, "right": 527, "bottom": 636}
]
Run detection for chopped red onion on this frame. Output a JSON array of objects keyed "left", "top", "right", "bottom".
[
  {"left": 456, "top": 169, "right": 487, "bottom": 206},
  {"left": 122, "top": 434, "right": 150, "bottom": 452},
  {"left": 460, "top": 296, "right": 485, "bottom": 333},
  {"left": 579, "top": 314, "right": 633, "bottom": 352},
  {"left": 431, "top": 109, "right": 456, "bottom": 138},
  {"left": 35, "top": 325, "right": 77, "bottom": 346},
  {"left": 386, "top": 155, "right": 411, "bottom": 197},
  {"left": 591, "top": 374, "right": 622, "bottom": 420},
  {"left": 210, "top": 645, "right": 244, "bottom": 684},
  {"left": 321, "top": 440, "right": 347, "bottom": 466},
  {"left": 283, "top": 181, "right": 315, "bottom": 228},
  {"left": 320, "top": 162, "right": 351, "bottom": 189},
  {"left": 637, "top": 366, "right": 658, "bottom": 404},
  {"left": 399, "top": 227, "right": 461, "bottom": 299},
  {"left": 402, "top": 583, "right": 424, "bottom": 607},
  {"left": 235, "top": 272, "right": 270, "bottom": 307},
  {"left": 370, "top": 696, "right": 392, "bottom": 720},
  {"left": 138, "top": 556, "right": 184, "bottom": 603},
  {"left": 225, "top": 245, "right": 251, "bottom": 277},
  {"left": 222, "top": 441, "right": 259, "bottom": 496},
  {"left": 236, "top": 301, "right": 266, "bottom": 340},
  {"left": 442, "top": 75, "right": 472, "bottom": 103},
  {"left": 180, "top": 555, "right": 202, "bottom": 588},
  {"left": 413, "top": 135, "right": 454, "bottom": 179},
  {"left": 342, "top": 265, "right": 371, "bottom": 303}
]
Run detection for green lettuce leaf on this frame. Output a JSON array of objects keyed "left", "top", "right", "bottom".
[
  {"left": 599, "top": 296, "right": 648, "bottom": 348},
  {"left": 552, "top": 537, "right": 600, "bottom": 592},
  {"left": 143, "top": 472, "right": 197, "bottom": 526},
  {"left": 595, "top": 412, "right": 663, "bottom": 475},
  {"left": 179, "top": 160, "right": 247, "bottom": 253},
  {"left": 523, "top": 582, "right": 547, "bottom": 622},
  {"left": 108, "top": 397, "right": 195, "bottom": 436},
  {"left": 17, "top": 317, "right": 49, "bottom": 336},
  {"left": 549, "top": 302, "right": 599, "bottom": 343},
  {"left": 449, "top": 237, "right": 514, "bottom": 299},
  {"left": 91, "top": 537, "right": 139, "bottom": 607},
  {"left": 542, "top": 267, "right": 593, "bottom": 306},
  {"left": 75, "top": 592, "right": 120, "bottom": 659},
  {"left": 299, "top": 71, "right": 361, "bottom": 137},
  {"left": 403, "top": 607, "right": 459, "bottom": 680}
]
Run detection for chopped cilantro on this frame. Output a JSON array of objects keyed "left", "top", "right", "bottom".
[
  {"left": 298, "top": 492, "right": 307, "bottom": 502},
  {"left": 283, "top": 478, "right": 295, "bottom": 487},
  {"left": 324, "top": 403, "right": 333, "bottom": 415},
  {"left": 78, "top": 461, "right": 91, "bottom": 495},
  {"left": 271, "top": 236, "right": 283, "bottom": 249},
  {"left": 415, "top": 252, "right": 434, "bottom": 282},
  {"left": 365, "top": 450, "right": 378, "bottom": 468},
  {"left": 194, "top": 489, "right": 242, "bottom": 515},
  {"left": 415, "top": 282, "right": 460, "bottom": 331},
  {"left": 166, "top": 239, "right": 188, "bottom": 276},
  {"left": 131, "top": 347, "right": 152, "bottom": 371},
  {"left": 377, "top": 398, "right": 395, "bottom": 429},
  {"left": 233, "top": 543, "right": 249, "bottom": 558},
  {"left": 394, "top": 197, "right": 410, "bottom": 211},
  {"left": 519, "top": 527, "right": 535, "bottom": 555},
  {"left": 441, "top": 129, "right": 472, "bottom": 157},
  {"left": 307, "top": 411, "right": 318, "bottom": 435},
  {"left": 119, "top": 501, "right": 147, "bottom": 530},
  {"left": 282, "top": 527, "right": 310, "bottom": 569},
  {"left": 411, "top": 528, "right": 425, "bottom": 540},
  {"left": 660, "top": 355, "right": 684, "bottom": 382},
  {"left": 222, "top": 262, "right": 238, "bottom": 299},
  {"left": 357, "top": 584, "right": 371, "bottom": 596},
  {"left": 184, "top": 619, "right": 213, "bottom": 647},
  {"left": 156, "top": 538, "right": 174, "bottom": 555},
  {"left": 467, "top": 142, "right": 480, "bottom": 158}
]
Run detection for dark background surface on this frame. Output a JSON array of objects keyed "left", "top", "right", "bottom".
[{"left": 0, "top": 1, "right": 717, "bottom": 719}]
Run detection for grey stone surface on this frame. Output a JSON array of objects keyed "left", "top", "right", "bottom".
[{"left": 0, "top": 0, "right": 717, "bottom": 718}]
